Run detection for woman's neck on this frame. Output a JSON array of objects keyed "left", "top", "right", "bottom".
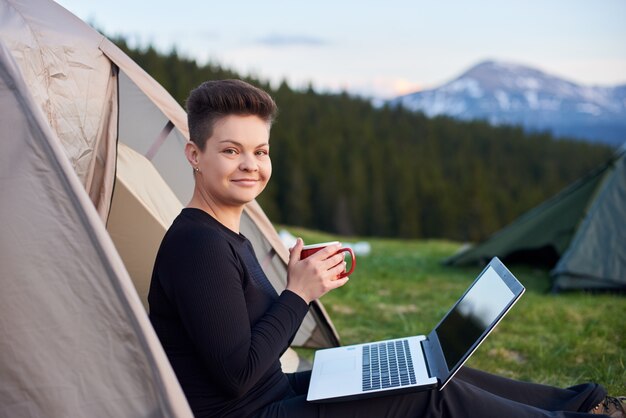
[{"left": 187, "top": 194, "right": 243, "bottom": 233}]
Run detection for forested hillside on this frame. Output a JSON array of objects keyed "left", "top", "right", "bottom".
[{"left": 115, "top": 39, "right": 614, "bottom": 241}]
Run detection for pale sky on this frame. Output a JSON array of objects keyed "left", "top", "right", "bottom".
[{"left": 55, "top": 0, "right": 626, "bottom": 99}]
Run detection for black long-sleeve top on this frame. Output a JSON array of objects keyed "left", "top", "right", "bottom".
[{"left": 148, "top": 208, "right": 310, "bottom": 417}]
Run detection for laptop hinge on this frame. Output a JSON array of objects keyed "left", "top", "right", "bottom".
[{"left": 421, "top": 338, "right": 434, "bottom": 378}]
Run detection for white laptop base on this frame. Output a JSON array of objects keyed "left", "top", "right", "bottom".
[{"left": 307, "top": 336, "right": 437, "bottom": 402}]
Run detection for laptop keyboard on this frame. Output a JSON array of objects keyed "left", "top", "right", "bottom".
[{"left": 362, "top": 340, "right": 417, "bottom": 391}]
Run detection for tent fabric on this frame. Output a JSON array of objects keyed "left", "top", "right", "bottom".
[
  {"left": 0, "top": 42, "right": 192, "bottom": 417},
  {"left": 115, "top": 69, "right": 193, "bottom": 206},
  {"left": 107, "top": 142, "right": 184, "bottom": 310},
  {"left": 0, "top": 0, "right": 118, "bottom": 220},
  {"left": 445, "top": 150, "right": 626, "bottom": 292},
  {"left": 552, "top": 153, "right": 626, "bottom": 291},
  {"left": 99, "top": 37, "right": 189, "bottom": 140}
]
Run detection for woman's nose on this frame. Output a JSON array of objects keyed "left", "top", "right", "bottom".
[{"left": 239, "top": 153, "right": 258, "bottom": 172}]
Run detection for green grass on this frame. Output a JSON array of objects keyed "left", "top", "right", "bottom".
[{"left": 284, "top": 226, "right": 626, "bottom": 395}]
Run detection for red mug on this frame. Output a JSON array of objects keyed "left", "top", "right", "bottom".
[{"left": 300, "top": 241, "right": 356, "bottom": 278}]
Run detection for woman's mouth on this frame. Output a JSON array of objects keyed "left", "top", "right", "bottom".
[{"left": 231, "top": 178, "right": 259, "bottom": 187}]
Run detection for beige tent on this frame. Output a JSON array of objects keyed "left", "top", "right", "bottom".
[{"left": 0, "top": 0, "right": 338, "bottom": 415}]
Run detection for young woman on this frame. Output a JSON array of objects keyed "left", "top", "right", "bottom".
[{"left": 148, "top": 79, "right": 624, "bottom": 418}]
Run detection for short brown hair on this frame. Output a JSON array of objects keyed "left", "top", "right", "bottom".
[{"left": 186, "top": 79, "right": 278, "bottom": 150}]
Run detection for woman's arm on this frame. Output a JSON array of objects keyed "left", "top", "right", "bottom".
[{"left": 161, "top": 230, "right": 308, "bottom": 398}]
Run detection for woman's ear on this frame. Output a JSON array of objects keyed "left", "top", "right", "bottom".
[{"left": 184, "top": 141, "right": 200, "bottom": 167}]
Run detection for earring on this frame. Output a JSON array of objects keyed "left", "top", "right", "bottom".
[{"left": 194, "top": 167, "right": 200, "bottom": 173}]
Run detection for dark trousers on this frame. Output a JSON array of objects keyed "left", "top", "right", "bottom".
[{"left": 255, "top": 367, "right": 606, "bottom": 418}]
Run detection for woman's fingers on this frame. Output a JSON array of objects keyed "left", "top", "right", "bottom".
[
  {"left": 288, "top": 238, "right": 304, "bottom": 265},
  {"left": 329, "top": 275, "right": 350, "bottom": 289},
  {"left": 286, "top": 242, "right": 352, "bottom": 302},
  {"left": 319, "top": 244, "right": 343, "bottom": 260},
  {"left": 328, "top": 260, "right": 348, "bottom": 280},
  {"left": 305, "top": 252, "right": 346, "bottom": 277},
  {"left": 327, "top": 252, "right": 348, "bottom": 275},
  {"left": 308, "top": 245, "right": 344, "bottom": 264}
]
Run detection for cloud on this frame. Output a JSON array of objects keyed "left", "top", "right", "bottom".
[
  {"left": 255, "top": 33, "right": 329, "bottom": 47},
  {"left": 334, "top": 77, "right": 425, "bottom": 100}
]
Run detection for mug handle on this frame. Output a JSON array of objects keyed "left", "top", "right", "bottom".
[{"left": 337, "top": 247, "right": 356, "bottom": 278}]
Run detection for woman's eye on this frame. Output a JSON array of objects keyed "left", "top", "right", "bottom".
[
  {"left": 223, "top": 148, "right": 238, "bottom": 155},
  {"left": 256, "top": 149, "right": 269, "bottom": 156}
]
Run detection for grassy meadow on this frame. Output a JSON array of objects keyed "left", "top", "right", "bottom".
[{"left": 285, "top": 227, "right": 626, "bottom": 395}]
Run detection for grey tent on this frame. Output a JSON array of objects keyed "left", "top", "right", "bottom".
[
  {"left": 0, "top": 0, "right": 338, "bottom": 415},
  {"left": 445, "top": 147, "right": 626, "bottom": 292}
]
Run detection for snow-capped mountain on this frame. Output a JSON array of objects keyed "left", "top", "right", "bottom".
[{"left": 390, "top": 61, "right": 626, "bottom": 146}]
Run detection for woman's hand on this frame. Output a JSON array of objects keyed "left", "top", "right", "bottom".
[{"left": 285, "top": 238, "right": 350, "bottom": 304}]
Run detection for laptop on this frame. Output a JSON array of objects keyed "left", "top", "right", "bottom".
[{"left": 307, "top": 257, "right": 524, "bottom": 402}]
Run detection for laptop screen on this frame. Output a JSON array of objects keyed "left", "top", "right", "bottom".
[{"left": 435, "top": 266, "right": 516, "bottom": 371}]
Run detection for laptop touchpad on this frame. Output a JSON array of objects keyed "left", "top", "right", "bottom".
[{"left": 321, "top": 356, "right": 356, "bottom": 375}]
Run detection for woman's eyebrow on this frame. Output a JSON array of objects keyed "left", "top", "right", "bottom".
[
  {"left": 218, "top": 139, "right": 242, "bottom": 146},
  {"left": 218, "top": 139, "right": 269, "bottom": 147}
]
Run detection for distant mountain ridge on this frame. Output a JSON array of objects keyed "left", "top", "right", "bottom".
[{"left": 390, "top": 60, "right": 626, "bottom": 146}]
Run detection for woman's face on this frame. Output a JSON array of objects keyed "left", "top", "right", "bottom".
[{"left": 193, "top": 114, "right": 272, "bottom": 209}]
